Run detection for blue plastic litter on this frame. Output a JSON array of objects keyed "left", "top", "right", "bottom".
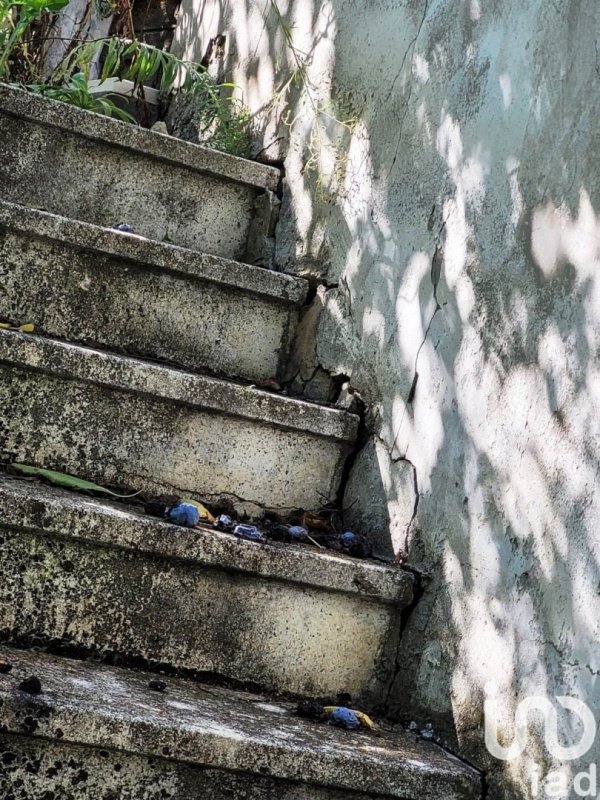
[
  {"left": 214, "top": 514, "right": 235, "bottom": 531},
  {"left": 234, "top": 523, "right": 265, "bottom": 542},
  {"left": 340, "top": 531, "right": 358, "bottom": 547},
  {"left": 288, "top": 525, "right": 308, "bottom": 540},
  {"left": 328, "top": 707, "right": 361, "bottom": 730},
  {"left": 168, "top": 502, "right": 200, "bottom": 527},
  {"left": 114, "top": 223, "right": 135, "bottom": 233}
]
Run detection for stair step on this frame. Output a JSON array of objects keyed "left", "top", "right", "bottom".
[
  {"left": 0, "top": 477, "right": 412, "bottom": 702},
  {"left": 0, "top": 331, "right": 357, "bottom": 510},
  {"left": 0, "top": 85, "right": 279, "bottom": 261},
  {"left": 0, "top": 201, "right": 307, "bottom": 383},
  {"left": 0, "top": 647, "right": 481, "bottom": 800}
]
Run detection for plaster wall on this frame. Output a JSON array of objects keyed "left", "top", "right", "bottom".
[{"left": 172, "top": 1, "right": 600, "bottom": 796}]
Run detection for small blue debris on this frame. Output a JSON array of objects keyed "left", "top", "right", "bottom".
[
  {"left": 288, "top": 525, "right": 308, "bottom": 540},
  {"left": 420, "top": 723, "right": 435, "bottom": 740},
  {"left": 114, "top": 223, "right": 135, "bottom": 233},
  {"left": 328, "top": 707, "right": 361, "bottom": 730},
  {"left": 234, "top": 523, "right": 265, "bottom": 542},
  {"left": 168, "top": 502, "right": 200, "bottom": 527},
  {"left": 340, "top": 531, "right": 358, "bottom": 547},
  {"left": 214, "top": 514, "right": 235, "bottom": 532}
]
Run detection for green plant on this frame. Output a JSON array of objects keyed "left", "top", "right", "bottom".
[
  {"left": 264, "top": 0, "right": 361, "bottom": 202},
  {"left": 0, "top": 0, "right": 254, "bottom": 156},
  {"left": 26, "top": 71, "right": 135, "bottom": 121},
  {"left": 0, "top": 0, "right": 68, "bottom": 79}
]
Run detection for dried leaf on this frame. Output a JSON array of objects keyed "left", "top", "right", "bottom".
[{"left": 0, "top": 322, "right": 35, "bottom": 332}]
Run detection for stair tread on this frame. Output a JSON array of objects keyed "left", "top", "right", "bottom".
[
  {"left": 0, "top": 200, "right": 308, "bottom": 305},
  {"left": 0, "top": 331, "right": 358, "bottom": 442},
  {"left": 0, "top": 647, "right": 481, "bottom": 799},
  {"left": 0, "top": 476, "right": 411, "bottom": 605},
  {"left": 0, "top": 84, "right": 279, "bottom": 192}
]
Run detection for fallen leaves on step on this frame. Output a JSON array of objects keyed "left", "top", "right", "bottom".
[
  {"left": 0, "top": 322, "right": 34, "bottom": 332},
  {"left": 10, "top": 464, "right": 141, "bottom": 498}
]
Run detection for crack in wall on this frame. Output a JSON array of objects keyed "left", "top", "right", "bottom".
[{"left": 387, "top": 0, "right": 430, "bottom": 178}]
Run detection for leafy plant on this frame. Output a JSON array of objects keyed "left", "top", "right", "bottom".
[
  {"left": 25, "top": 71, "right": 135, "bottom": 121},
  {"left": 264, "top": 0, "right": 360, "bottom": 202},
  {"left": 0, "top": 0, "right": 254, "bottom": 156},
  {"left": 0, "top": 0, "right": 68, "bottom": 79}
]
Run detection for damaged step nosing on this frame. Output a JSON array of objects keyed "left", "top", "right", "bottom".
[
  {"left": 0, "top": 331, "right": 358, "bottom": 442},
  {"left": 0, "top": 478, "right": 413, "bottom": 606},
  {"left": 0, "top": 85, "right": 279, "bottom": 192},
  {"left": 0, "top": 201, "right": 308, "bottom": 305}
]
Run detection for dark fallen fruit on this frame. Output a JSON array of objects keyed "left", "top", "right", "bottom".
[
  {"left": 296, "top": 699, "right": 325, "bottom": 721},
  {"left": 18, "top": 676, "right": 42, "bottom": 695},
  {"left": 328, "top": 706, "right": 361, "bottom": 730},
  {"left": 266, "top": 523, "right": 291, "bottom": 541},
  {"left": 148, "top": 679, "right": 167, "bottom": 692},
  {"left": 114, "top": 223, "right": 135, "bottom": 233},
  {"left": 145, "top": 499, "right": 170, "bottom": 518},
  {"left": 339, "top": 531, "right": 373, "bottom": 559},
  {"left": 168, "top": 502, "right": 200, "bottom": 528},
  {"left": 0, "top": 659, "right": 13, "bottom": 674}
]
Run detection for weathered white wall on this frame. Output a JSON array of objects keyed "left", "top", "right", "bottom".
[{"left": 173, "top": 1, "right": 600, "bottom": 797}]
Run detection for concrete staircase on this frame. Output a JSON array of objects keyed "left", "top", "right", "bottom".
[{"left": 0, "top": 86, "right": 481, "bottom": 799}]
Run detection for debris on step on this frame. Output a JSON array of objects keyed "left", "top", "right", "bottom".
[
  {"left": 420, "top": 723, "right": 436, "bottom": 740},
  {"left": 340, "top": 531, "right": 373, "bottom": 559},
  {"left": 297, "top": 699, "right": 325, "bottom": 721},
  {"left": 0, "top": 321, "right": 34, "bottom": 332},
  {"left": 144, "top": 495, "right": 180, "bottom": 518},
  {"left": 324, "top": 706, "right": 376, "bottom": 731},
  {"left": 0, "top": 658, "right": 12, "bottom": 673},
  {"left": 213, "top": 514, "right": 236, "bottom": 532},
  {"left": 113, "top": 223, "right": 135, "bottom": 233},
  {"left": 233, "top": 523, "right": 266, "bottom": 543},
  {"left": 250, "top": 377, "right": 282, "bottom": 393},
  {"left": 181, "top": 498, "right": 215, "bottom": 523},
  {"left": 301, "top": 511, "right": 330, "bottom": 530},
  {"left": 328, "top": 707, "right": 361, "bottom": 730},
  {"left": 10, "top": 464, "right": 140, "bottom": 498},
  {"left": 296, "top": 699, "right": 376, "bottom": 733},
  {"left": 151, "top": 121, "right": 169, "bottom": 135},
  {"left": 18, "top": 675, "right": 42, "bottom": 695},
  {"left": 167, "top": 502, "right": 200, "bottom": 528},
  {"left": 148, "top": 679, "right": 167, "bottom": 692}
]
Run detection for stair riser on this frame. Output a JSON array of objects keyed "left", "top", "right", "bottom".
[
  {"left": 0, "top": 107, "right": 272, "bottom": 260},
  {"left": 0, "top": 736, "right": 372, "bottom": 800},
  {"left": 0, "top": 223, "right": 299, "bottom": 383},
  {"left": 0, "top": 364, "right": 351, "bottom": 510},
  {"left": 0, "top": 528, "right": 400, "bottom": 703}
]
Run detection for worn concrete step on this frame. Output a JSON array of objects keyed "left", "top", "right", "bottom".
[
  {"left": 0, "top": 85, "right": 279, "bottom": 261},
  {"left": 0, "top": 477, "right": 412, "bottom": 703},
  {"left": 0, "top": 647, "right": 481, "bottom": 800},
  {"left": 0, "top": 331, "right": 357, "bottom": 511},
  {"left": 0, "top": 201, "right": 307, "bottom": 383}
]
